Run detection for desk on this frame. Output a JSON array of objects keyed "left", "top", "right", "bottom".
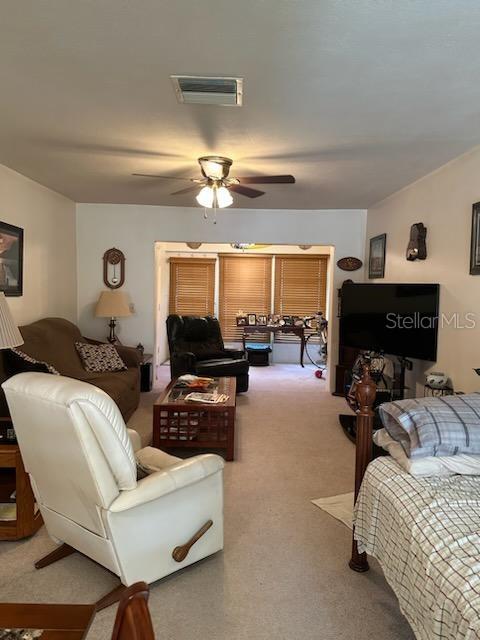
[{"left": 242, "top": 325, "right": 306, "bottom": 367}]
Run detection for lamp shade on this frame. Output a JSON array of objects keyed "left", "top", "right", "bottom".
[
  {"left": 196, "top": 186, "right": 214, "bottom": 208},
  {"left": 196, "top": 185, "right": 233, "bottom": 209},
  {"left": 216, "top": 186, "right": 233, "bottom": 208},
  {"left": 95, "top": 290, "right": 132, "bottom": 318},
  {"left": 0, "top": 292, "right": 23, "bottom": 349}
]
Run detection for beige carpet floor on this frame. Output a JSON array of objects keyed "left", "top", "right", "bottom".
[{"left": 0, "top": 364, "right": 414, "bottom": 640}]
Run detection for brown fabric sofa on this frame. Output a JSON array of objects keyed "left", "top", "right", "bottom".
[{"left": 0, "top": 317, "right": 141, "bottom": 421}]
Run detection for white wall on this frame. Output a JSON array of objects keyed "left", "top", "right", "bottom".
[
  {"left": 0, "top": 164, "right": 77, "bottom": 325},
  {"left": 366, "top": 145, "right": 480, "bottom": 394},
  {"left": 76, "top": 204, "right": 366, "bottom": 389}
]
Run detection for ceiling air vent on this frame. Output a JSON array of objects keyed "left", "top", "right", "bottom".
[{"left": 170, "top": 75, "right": 243, "bottom": 106}]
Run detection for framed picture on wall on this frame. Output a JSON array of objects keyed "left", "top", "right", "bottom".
[
  {"left": 368, "top": 233, "right": 386, "bottom": 279},
  {"left": 470, "top": 202, "right": 480, "bottom": 274},
  {"left": 0, "top": 221, "right": 23, "bottom": 296}
]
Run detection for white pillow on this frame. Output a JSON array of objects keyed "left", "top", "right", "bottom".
[{"left": 374, "top": 429, "right": 480, "bottom": 476}]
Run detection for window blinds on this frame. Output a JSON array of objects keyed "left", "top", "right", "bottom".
[
  {"left": 168, "top": 253, "right": 328, "bottom": 343},
  {"left": 219, "top": 255, "right": 272, "bottom": 341},
  {"left": 273, "top": 255, "right": 328, "bottom": 342},
  {"left": 169, "top": 258, "right": 216, "bottom": 316}
]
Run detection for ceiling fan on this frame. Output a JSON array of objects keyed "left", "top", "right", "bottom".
[{"left": 133, "top": 156, "right": 295, "bottom": 208}]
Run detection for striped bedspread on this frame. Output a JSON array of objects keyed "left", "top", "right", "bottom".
[{"left": 354, "top": 456, "right": 480, "bottom": 640}]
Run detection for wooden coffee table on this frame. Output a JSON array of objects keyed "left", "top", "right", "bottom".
[{"left": 153, "top": 377, "right": 236, "bottom": 461}]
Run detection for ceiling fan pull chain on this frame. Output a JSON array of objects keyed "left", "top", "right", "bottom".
[{"left": 212, "top": 186, "right": 218, "bottom": 224}]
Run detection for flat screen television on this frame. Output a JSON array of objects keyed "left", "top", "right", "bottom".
[{"left": 340, "top": 283, "right": 440, "bottom": 361}]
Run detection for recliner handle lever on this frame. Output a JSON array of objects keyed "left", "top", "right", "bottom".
[{"left": 172, "top": 520, "right": 213, "bottom": 562}]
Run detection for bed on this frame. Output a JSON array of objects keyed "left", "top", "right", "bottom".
[{"left": 350, "top": 366, "right": 480, "bottom": 640}]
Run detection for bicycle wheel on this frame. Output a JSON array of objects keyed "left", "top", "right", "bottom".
[{"left": 305, "top": 332, "right": 327, "bottom": 369}]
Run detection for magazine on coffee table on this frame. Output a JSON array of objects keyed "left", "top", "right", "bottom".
[{"left": 184, "top": 392, "right": 229, "bottom": 404}]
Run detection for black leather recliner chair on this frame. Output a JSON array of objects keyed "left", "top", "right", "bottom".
[{"left": 166, "top": 315, "right": 249, "bottom": 393}]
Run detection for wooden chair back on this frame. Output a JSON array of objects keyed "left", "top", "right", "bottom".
[{"left": 111, "top": 582, "right": 155, "bottom": 640}]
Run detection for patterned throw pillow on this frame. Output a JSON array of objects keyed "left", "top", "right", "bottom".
[
  {"left": 75, "top": 342, "right": 127, "bottom": 373},
  {"left": 6, "top": 348, "right": 60, "bottom": 375}
]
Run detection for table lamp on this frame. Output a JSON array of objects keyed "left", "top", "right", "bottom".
[
  {"left": 0, "top": 292, "right": 23, "bottom": 349},
  {"left": 95, "top": 290, "right": 132, "bottom": 344}
]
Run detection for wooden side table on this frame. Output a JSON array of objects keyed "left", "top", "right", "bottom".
[
  {"left": 139, "top": 353, "right": 153, "bottom": 392},
  {"left": 0, "top": 602, "right": 96, "bottom": 639},
  {"left": 423, "top": 383, "right": 455, "bottom": 397},
  {"left": 0, "top": 441, "right": 43, "bottom": 540}
]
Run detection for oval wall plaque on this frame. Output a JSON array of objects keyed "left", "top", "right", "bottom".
[{"left": 337, "top": 256, "right": 363, "bottom": 271}]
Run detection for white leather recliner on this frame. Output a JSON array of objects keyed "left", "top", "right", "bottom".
[{"left": 2, "top": 372, "right": 224, "bottom": 605}]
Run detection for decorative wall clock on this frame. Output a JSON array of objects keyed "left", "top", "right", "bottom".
[
  {"left": 337, "top": 256, "right": 363, "bottom": 271},
  {"left": 103, "top": 247, "right": 125, "bottom": 289}
]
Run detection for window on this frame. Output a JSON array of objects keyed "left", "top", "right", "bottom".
[
  {"left": 219, "top": 255, "right": 272, "bottom": 341},
  {"left": 274, "top": 255, "right": 328, "bottom": 341},
  {"left": 168, "top": 253, "right": 328, "bottom": 343},
  {"left": 169, "top": 258, "right": 216, "bottom": 316}
]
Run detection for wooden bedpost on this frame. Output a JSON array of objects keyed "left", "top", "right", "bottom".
[{"left": 349, "top": 364, "right": 376, "bottom": 572}]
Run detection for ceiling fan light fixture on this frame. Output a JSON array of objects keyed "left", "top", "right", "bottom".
[
  {"left": 198, "top": 156, "right": 232, "bottom": 180},
  {"left": 216, "top": 185, "right": 233, "bottom": 208},
  {"left": 196, "top": 186, "right": 215, "bottom": 208},
  {"left": 202, "top": 160, "right": 224, "bottom": 179},
  {"left": 196, "top": 184, "right": 233, "bottom": 209}
]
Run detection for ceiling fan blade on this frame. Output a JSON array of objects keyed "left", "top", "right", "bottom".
[
  {"left": 229, "top": 184, "right": 265, "bottom": 198},
  {"left": 237, "top": 174, "right": 295, "bottom": 184},
  {"left": 132, "top": 173, "right": 196, "bottom": 181},
  {"left": 170, "top": 184, "right": 203, "bottom": 196}
]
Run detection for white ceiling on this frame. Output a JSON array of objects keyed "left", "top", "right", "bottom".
[{"left": 1, "top": 1, "right": 480, "bottom": 209}]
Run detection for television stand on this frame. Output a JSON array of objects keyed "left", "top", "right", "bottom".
[
  {"left": 396, "top": 355, "right": 413, "bottom": 394},
  {"left": 339, "top": 413, "right": 357, "bottom": 444},
  {"left": 339, "top": 356, "right": 410, "bottom": 444}
]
